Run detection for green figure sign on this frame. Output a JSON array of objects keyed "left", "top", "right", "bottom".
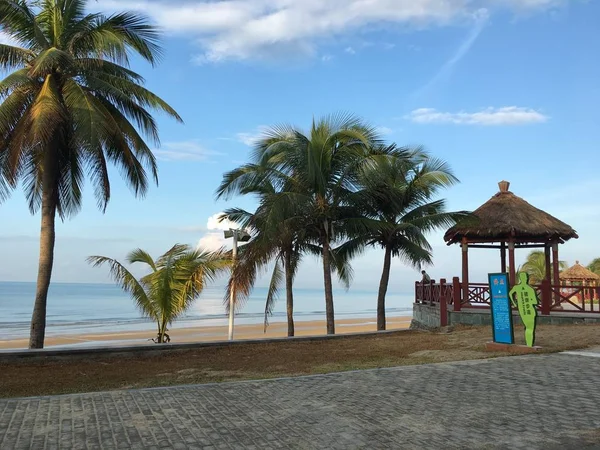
[{"left": 509, "top": 272, "right": 539, "bottom": 347}]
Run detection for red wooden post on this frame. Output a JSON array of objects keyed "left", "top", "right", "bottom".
[
  {"left": 453, "top": 276, "right": 462, "bottom": 312},
  {"left": 429, "top": 279, "right": 435, "bottom": 305},
  {"left": 461, "top": 238, "right": 469, "bottom": 306},
  {"left": 544, "top": 244, "right": 552, "bottom": 284},
  {"left": 508, "top": 240, "right": 516, "bottom": 287},
  {"left": 415, "top": 281, "right": 419, "bottom": 304},
  {"left": 440, "top": 278, "right": 448, "bottom": 326},
  {"left": 541, "top": 279, "right": 551, "bottom": 315},
  {"left": 552, "top": 242, "right": 560, "bottom": 304}
]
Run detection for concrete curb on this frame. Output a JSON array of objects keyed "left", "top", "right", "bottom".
[{"left": 0, "top": 328, "right": 412, "bottom": 361}]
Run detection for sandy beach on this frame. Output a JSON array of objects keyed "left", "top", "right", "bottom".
[{"left": 0, "top": 316, "right": 412, "bottom": 350}]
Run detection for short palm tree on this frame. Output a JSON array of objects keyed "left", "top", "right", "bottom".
[
  {"left": 0, "top": 0, "right": 181, "bottom": 348},
  {"left": 88, "top": 245, "right": 228, "bottom": 343},
  {"left": 340, "top": 147, "right": 465, "bottom": 330},
  {"left": 521, "top": 250, "right": 567, "bottom": 284}
]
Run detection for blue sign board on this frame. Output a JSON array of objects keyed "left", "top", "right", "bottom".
[{"left": 488, "top": 273, "right": 514, "bottom": 344}]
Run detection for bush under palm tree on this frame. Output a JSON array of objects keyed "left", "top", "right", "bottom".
[
  {"left": 0, "top": 0, "right": 181, "bottom": 348},
  {"left": 88, "top": 245, "right": 228, "bottom": 343}
]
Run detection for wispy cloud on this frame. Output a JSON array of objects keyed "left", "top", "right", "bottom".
[
  {"left": 236, "top": 125, "right": 270, "bottom": 146},
  {"left": 153, "top": 140, "right": 220, "bottom": 162},
  {"left": 345, "top": 46, "right": 356, "bottom": 55},
  {"left": 414, "top": 8, "right": 489, "bottom": 97},
  {"left": 407, "top": 107, "right": 549, "bottom": 125},
  {"left": 95, "top": 0, "right": 572, "bottom": 64},
  {"left": 376, "top": 126, "right": 394, "bottom": 135}
]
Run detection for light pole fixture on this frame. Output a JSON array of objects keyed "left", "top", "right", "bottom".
[{"left": 224, "top": 228, "right": 250, "bottom": 340}]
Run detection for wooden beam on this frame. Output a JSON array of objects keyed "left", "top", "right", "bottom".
[
  {"left": 552, "top": 242, "right": 560, "bottom": 302},
  {"left": 462, "top": 238, "right": 469, "bottom": 305},
  {"left": 508, "top": 240, "right": 516, "bottom": 286},
  {"left": 501, "top": 242, "right": 507, "bottom": 273},
  {"left": 544, "top": 244, "right": 552, "bottom": 283}
]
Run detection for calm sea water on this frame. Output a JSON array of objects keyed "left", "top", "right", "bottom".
[{"left": 0, "top": 282, "right": 413, "bottom": 339}]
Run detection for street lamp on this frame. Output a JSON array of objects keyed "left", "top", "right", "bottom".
[{"left": 224, "top": 228, "right": 250, "bottom": 340}]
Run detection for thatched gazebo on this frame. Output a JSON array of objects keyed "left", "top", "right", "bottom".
[
  {"left": 444, "top": 181, "right": 578, "bottom": 299},
  {"left": 560, "top": 261, "right": 599, "bottom": 301}
]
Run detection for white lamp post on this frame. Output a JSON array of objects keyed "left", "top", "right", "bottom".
[{"left": 224, "top": 228, "right": 250, "bottom": 340}]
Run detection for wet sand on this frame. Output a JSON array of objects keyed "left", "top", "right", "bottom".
[{"left": 0, "top": 316, "right": 412, "bottom": 350}]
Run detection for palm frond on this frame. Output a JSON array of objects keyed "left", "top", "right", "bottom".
[
  {"left": 263, "top": 258, "right": 284, "bottom": 331},
  {"left": 86, "top": 254, "right": 154, "bottom": 318}
]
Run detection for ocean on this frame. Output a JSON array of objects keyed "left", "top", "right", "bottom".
[{"left": 0, "top": 281, "right": 413, "bottom": 339}]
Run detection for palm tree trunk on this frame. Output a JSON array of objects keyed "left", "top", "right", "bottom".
[
  {"left": 377, "top": 245, "right": 393, "bottom": 331},
  {"left": 284, "top": 251, "right": 295, "bottom": 337},
  {"left": 322, "top": 237, "right": 335, "bottom": 335},
  {"left": 29, "top": 150, "right": 58, "bottom": 349}
]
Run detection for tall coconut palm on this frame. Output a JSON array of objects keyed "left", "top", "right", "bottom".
[
  {"left": 339, "top": 147, "right": 466, "bottom": 330},
  {"left": 521, "top": 250, "right": 568, "bottom": 284},
  {"left": 88, "top": 245, "right": 227, "bottom": 343},
  {"left": 218, "top": 115, "right": 378, "bottom": 335},
  {"left": 0, "top": 0, "right": 181, "bottom": 348}
]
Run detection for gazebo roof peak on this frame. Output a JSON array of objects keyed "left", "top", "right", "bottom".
[
  {"left": 444, "top": 181, "right": 578, "bottom": 244},
  {"left": 560, "top": 261, "right": 600, "bottom": 281}
]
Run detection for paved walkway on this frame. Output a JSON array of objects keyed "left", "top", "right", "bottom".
[{"left": 1, "top": 353, "right": 600, "bottom": 449}]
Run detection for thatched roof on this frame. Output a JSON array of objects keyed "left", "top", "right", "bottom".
[
  {"left": 560, "top": 261, "right": 600, "bottom": 281},
  {"left": 444, "top": 181, "right": 578, "bottom": 244}
]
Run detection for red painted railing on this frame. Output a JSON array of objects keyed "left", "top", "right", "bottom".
[{"left": 415, "top": 278, "right": 600, "bottom": 316}]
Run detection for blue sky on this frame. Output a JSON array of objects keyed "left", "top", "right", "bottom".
[{"left": 0, "top": 0, "right": 598, "bottom": 293}]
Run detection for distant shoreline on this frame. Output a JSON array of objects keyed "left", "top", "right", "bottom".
[{"left": 0, "top": 316, "right": 412, "bottom": 350}]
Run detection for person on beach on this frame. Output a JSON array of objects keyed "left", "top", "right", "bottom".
[
  {"left": 509, "top": 272, "right": 539, "bottom": 347},
  {"left": 421, "top": 270, "right": 431, "bottom": 283}
]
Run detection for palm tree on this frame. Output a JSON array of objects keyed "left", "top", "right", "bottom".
[
  {"left": 88, "top": 245, "right": 227, "bottom": 343},
  {"left": 218, "top": 176, "right": 352, "bottom": 337},
  {"left": 587, "top": 258, "right": 600, "bottom": 277},
  {"left": 340, "top": 147, "right": 465, "bottom": 330},
  {"left": 520, "top": 250, "right": 567, "bottom": 284},
  {"left": 0, "top": 0, "right": 181, "bottom": 348},
  {"left": 218, "top": 115, "right": 378, "bottom": 335}
]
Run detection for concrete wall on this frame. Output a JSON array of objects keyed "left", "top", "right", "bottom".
[
  {"left": 411, "top": 304, "right": 441, "bottom": 329},
  {"left": 412, "top": 303, "right": 600, "bottom": 329}
]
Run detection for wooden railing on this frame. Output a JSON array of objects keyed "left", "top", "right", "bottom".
[{"left": 415, "top": 278, "right": 600, "bottom": 321}]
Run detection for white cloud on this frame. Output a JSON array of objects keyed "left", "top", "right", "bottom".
[
  {"left": 197, "top": 232, "right": 227, "bottom": 252},
  {"left": 407, "top": 107, "right": 549, "bottom": 125},
  {"left": 206, "top": 212, "right": 241, "bottom": 231},
  {"left": 236, "top": 125, "right": 269, "bottom": 146},
  {"left": 414, "top": 8, "right": 489, "bottom": 96},
  {"left": 344, "top": 46, "right": 356, "bottom": 54},
  {"left": 376, "top": 126, "right": 394, "bottom": 135},
  {"left": 94, "top": 0, "right": 572, "bottom": 63},
  {"left": 321, "top": 54, "right": 333, "bottom": 62},
  {"left": 153, "top": 140, "right": 220, "bottom": 161},
  {"left": 197, "top": 213, "right": 246, "bottom": 251}
]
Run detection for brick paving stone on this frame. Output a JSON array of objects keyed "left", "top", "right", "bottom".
[{"left": 1, "top": 353, "right": 600, "bottom": 449}]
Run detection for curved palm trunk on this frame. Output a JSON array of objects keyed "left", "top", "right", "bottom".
[
  {"left": 322, "top": 237, "right": 335, "bottom": 335},
  {"left": 284, "top": 251, "right": 295, "bottom": 337},
  {"left": 29, "top": 151, "right": 58, "bottom": 349},
  {"left": 377, "top": 245, "right": 393, "bottom": 331}
]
